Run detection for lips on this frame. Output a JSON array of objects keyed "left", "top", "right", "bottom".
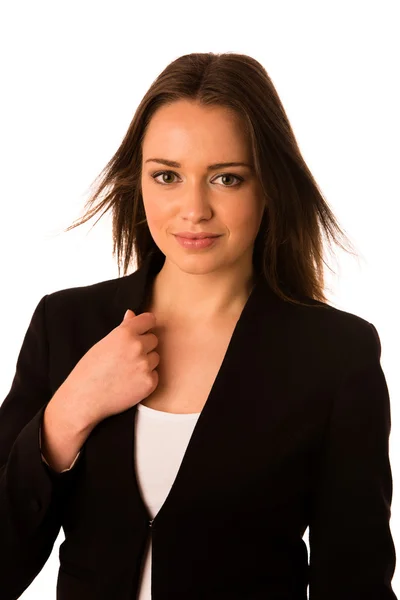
[
  {"left": 175, "top": 234, "right": 220, "bottom": 249},
  {"left": 174, "top": 234, "right": 220, "bottom": 239}
]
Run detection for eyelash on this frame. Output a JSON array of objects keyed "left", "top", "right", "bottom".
[{"left": 150, "top": 170, "right": 244, "bottom": 188}]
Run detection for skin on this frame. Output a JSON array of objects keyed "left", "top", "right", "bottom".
[{"left": 140, "top": 99, "right": 266, "bottom": 326}]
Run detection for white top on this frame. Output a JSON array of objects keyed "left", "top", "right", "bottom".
[{"left": 134, "top": 402, "right": 201, "bottom": 600}]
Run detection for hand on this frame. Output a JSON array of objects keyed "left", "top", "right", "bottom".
[{"left": 52, "top": 310, "right": 160, "bottom": 429}]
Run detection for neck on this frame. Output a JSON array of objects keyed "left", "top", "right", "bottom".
[{"left": 147, "top": 258, "right": 256, "bottom": 326}]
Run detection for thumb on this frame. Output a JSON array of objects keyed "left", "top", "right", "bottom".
[{"left": 123, "top": 309, "right": 136, "bottom": 321}]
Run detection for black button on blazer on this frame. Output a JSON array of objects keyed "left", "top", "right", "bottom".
[{"left": 0, "top": 250, "right": 397, "bottom": 599}]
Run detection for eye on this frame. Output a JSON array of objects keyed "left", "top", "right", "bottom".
[
  {"left": 214, "top": 173, "right": 243, "bottom": 187},
  {"left": 150, "top": 170, "right": 244, "bottom": 187}
]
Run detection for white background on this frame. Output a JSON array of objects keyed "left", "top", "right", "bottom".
[{"left": 1, "top": 1, "right": 399, "bottom": 598}]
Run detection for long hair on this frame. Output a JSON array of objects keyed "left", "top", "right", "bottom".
[{"left": 65, "top": 52, "right": 359, "bottom": 308}]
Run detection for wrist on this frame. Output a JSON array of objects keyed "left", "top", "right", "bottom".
[{"left": 48, "top": 386, "right": 97, "bottom": 437}]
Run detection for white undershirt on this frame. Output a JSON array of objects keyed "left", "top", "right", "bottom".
[{"left": 134, "top": 402, "right": 201, "bottom": 600}]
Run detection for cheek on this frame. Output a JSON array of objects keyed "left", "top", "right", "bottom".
[
  {"left": 142, "top": 203, "right": 174, "bottom": 245},
  {"left": 224, "top": 200, "right": 263, "bottom": 234},
  {"left": 144, "top": 209, "right": 164, "bottom": 237},
  {"left": 142, "top": 186, "right": 170, "bottom": 225}
]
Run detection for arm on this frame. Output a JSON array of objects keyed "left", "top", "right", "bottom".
[
  {"left": 308, "top": 322, "right": 397, "bottom": 599},
  {"left": 0, "top": 295, "right": 86, "bottom": 599},
  {"left": 39, "top": 417, "right": 81, "bottom": 473}
]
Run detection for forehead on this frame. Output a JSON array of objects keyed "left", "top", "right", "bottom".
[{"left": 142, "top": 100, "right": 250, "bottom": 154}]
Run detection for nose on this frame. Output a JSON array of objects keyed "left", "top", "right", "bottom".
[{"left": 179, "top": 184, "right": 213, "bottom": 221}]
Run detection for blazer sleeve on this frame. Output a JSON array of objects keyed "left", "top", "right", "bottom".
[
  {"left": 39, "top": 421, "right": 81, "bottom": 472},
  {"left": 0, "top": 295, "right": 83, "bottom": 600},
  {"left": 308, "top": 322, "right": 397, "bottom": 599}
]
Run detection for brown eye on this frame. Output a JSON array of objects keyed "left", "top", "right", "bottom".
[
  {"left": 215, "top": 174, "right": 242, "bottom": 187},
  {"left": 152, "top": 171, "right": 178, "bottom": 185}
]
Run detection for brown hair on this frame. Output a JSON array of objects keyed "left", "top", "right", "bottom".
[{"left": 65, "top": 52, "right": 359, "bottom": 308}]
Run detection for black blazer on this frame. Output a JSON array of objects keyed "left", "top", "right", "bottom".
[{"left": 0, "top": 250, "right": 397, "bottom": 599}]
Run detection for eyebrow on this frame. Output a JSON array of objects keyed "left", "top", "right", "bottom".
[{"left": 144, "top": 158, "right": 254, "bottom": 171}]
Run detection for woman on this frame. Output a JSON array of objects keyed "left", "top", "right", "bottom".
[{"left": 0, "top": 52, "right": 397, "bottom": 599}]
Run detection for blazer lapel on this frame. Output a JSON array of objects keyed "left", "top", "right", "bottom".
[{"left": 91, "top": 250, "right": 286, "bottom": 530}]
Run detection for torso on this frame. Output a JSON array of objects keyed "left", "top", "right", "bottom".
[{"left": 139, "top": 314, "right": 239, "bottom": 414}]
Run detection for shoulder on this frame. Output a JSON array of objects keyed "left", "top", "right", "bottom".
[
  {"left": 43, "top": 272, "right": 137, "bottom": 327},
  {"left": 273, "top": 292, "right": 381, "bottom": 375},
  {"left": 48, "top": 273, "right": 123, "bottom": 298}
]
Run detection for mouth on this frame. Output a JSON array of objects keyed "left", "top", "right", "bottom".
[
  {"left": 174, "top": 234, "right": 221, "bottom": 240},
  {"left": 174, "top": 235, "right": 221, "bottom": 249}
]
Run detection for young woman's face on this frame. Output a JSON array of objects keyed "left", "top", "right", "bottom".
[{"left": 140, "top": 99, "right": 265, "bottom": 276}]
